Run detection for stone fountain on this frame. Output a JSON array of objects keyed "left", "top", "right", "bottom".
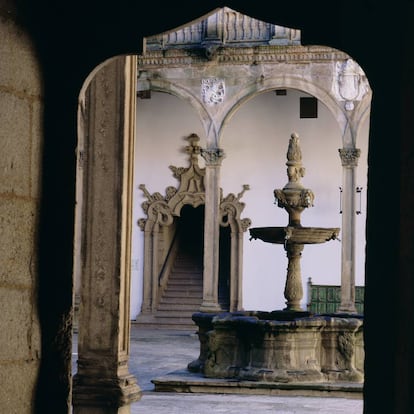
[
  {"left": 249, "top": 132, "right": 339, "bottom": 313},
  {"left": 183, "top": 133, "right": 364, "bottom": 391}
]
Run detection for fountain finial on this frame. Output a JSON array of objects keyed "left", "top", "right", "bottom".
[
  {"left": 286, "top": 132, "right": 306, "bottom": 188},
  {"left": 274, "top": 132, "right": 314, "bottom": 227},
  {"left": 287, "top": 132, "right": 302, "bottom": 163}
]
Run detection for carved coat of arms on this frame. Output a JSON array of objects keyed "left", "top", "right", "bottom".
[
  {"left": 201, "top": 78, "right": 225, "bottom": 105},
  {"left": 333, "top": 59, "right": 368, "bottom": 110}
]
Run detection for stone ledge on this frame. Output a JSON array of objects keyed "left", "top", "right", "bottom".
[{"left": 152, "top": 369, "right": 363, "bottom": 399}]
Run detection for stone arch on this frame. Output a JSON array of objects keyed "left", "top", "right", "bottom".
[
  {"left": 218, "top": 76, "right": 350, "bottom": 147},
  {"left": 137, "top": 134, "right": 250, "bottom": 316}
]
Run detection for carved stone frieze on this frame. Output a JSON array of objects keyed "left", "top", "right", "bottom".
[
  {"left": 274, "top": 188, "right": 314, "bottom": 210},
  {"left": 138, "top": 45, "right": 348, "bottom": 68}
]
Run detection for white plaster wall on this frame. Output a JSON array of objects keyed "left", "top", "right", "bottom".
[{"left": 131, "top": 89, "right": 368, "bottom": 317}]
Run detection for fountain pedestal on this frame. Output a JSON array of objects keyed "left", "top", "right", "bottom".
[{"left": 285, "top": 243, "right": 304, "bottom": 311}]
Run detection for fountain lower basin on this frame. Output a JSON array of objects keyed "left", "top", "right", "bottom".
[
  {"left": 188, "top": 311, "right": 364, "bottom": 384},
  {"left": 249, "top": 226, "right": 340, "bottom": 245}
]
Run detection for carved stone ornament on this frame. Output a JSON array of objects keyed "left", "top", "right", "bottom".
[
  {"left": 338, "top": 148, "right": 361, "bottom": 167},
  {"left": 144, "top": 7, "right": 301, "bottom": 51},
  {"left": 219, "top": 184, "right": 252, "bottom": 231},
  {"left": 200, "top": 147, "right": 225, "bottom": 166},
  {"left": 138, "top": 134, "right": 206, "bottom": 230},
  {"left": 138, "top": 134, "right": 247, "bottom": 231},
  {"left": 338, "top": 331, "right": 355, "bottom": 363},
  {"left": 201, "top": 78, "right": 225, "bottom": 105},
  {"left": 332, "top": 59, "right": 369, "bottom": 111}
]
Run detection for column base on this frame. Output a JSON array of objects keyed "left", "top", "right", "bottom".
[
  {"left": 199, "top": 301, "right": 222, "bottom": 313},
  {"left": 337, "top": 303, "right": 358, "bottom": 314},
  {"left": 73, "top": 373, "right": 142, "bottom": 414}
]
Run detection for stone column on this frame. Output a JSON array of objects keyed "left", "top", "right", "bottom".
[
  {"left": 72, "top": 56, "right": 142, "bottom": 413},
  {"left": 199, "top": 148, "right": 225, "bottom": 312},
  {"left": 338, "top": 147, "right": 361, "bottom": 313}
]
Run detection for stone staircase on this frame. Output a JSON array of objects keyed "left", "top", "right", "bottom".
[{"left": 135, "top": 250, "right": 203, "bottom": 330}]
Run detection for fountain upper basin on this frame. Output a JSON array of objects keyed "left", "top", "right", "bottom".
[{"left": 249, "top": 226, "right": 340, "bottom": 245}]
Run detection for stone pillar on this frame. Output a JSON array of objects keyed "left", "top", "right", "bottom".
[
  {"left": 72, "top": 56, "right": 142, "bottom": 413},
  {"left": 338, "top": 148, "right": 361, "bottom": 313},
  {"left": 199, "top": 148, "right": 225, "bottom": 312}
]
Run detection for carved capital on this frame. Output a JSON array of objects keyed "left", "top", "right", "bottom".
[
  {"left": 338, "top": 148, "right": 361, "bottom": 167},
  {"left": 201, "top": 148, "right": 225, "bottom": 166}
]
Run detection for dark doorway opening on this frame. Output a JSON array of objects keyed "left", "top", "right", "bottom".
[{"left": 178, "top": 204, "right": 204, "bottom": 262}]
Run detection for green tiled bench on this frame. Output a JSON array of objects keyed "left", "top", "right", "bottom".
[{"left": 306, "top": 277, "right": 364, "bottom": 314}]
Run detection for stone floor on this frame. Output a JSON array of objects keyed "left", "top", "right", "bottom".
[{"left": 72, "top": 324, "right": 364, "bottom": 413}]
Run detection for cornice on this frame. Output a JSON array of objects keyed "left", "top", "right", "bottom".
[{"left": 137, "top": 45, "right": 349, "bottom": 68}]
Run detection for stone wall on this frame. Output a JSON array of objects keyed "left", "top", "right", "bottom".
[{"left": 0, "top": 4, "right": 43, "bottom": 413}]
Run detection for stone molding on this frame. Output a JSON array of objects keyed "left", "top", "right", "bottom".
[{"left": 138, "top": 45, "right": 348, "bottom": 68}]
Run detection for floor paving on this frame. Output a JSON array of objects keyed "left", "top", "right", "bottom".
[{"left": 72, "top": 325, "right": 364, "bottom": 413}]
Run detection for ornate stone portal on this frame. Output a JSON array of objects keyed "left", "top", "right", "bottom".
[
  {"left": 188, "top": 134, "right": 364, "bottom": 386},
  {"left": 138, "top": 134, "right": 251, "bottom": 317}
]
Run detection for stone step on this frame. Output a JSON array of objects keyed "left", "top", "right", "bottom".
[
  {"left": 168, "top": 275, "right": 203, "bottom": 285},
  {"left": 169, "top": 273, "right": 203, "bottom": 284},
  {"left": 157, "top": 302, "right": 201, "bottom": 311},
  {"left": 132, "top": 321, "right": 197, "bottom": 331},
  {"left": 167, "top": 282, "right": 202, "bottom": 288},
  {"left": 152, "top": 315, "right": 197, "bottom": 328},
  {"left": 160, "top": 296, "right": 202, "bottom": 304},
  {"left": 164, "top": 283, "right": 203, "bottom": 293},
  {"left": 163, "top": 294, "right": 202, "bottom": 302},
  {"left": 145, "top": 247, "right": 203, "bottom": 330},
  {"left": 170, "top": 269, "right": 202, "bottom": 275}
]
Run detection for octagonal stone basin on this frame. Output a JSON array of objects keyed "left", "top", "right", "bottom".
[{"left": 249, "top": 226, "right": 340, "bottom": 245}]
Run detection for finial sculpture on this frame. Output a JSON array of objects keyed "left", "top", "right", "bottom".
[
  {"left": 250, "top": 132, "right": 339, "bottom": 312},
  {"left": 274, "top": 132, "right": 314, "bottom": 227}
]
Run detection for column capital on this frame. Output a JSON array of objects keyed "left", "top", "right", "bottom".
[
  {"left": 201, "top": 148, "right": 225, "bottom": 166},
  {"left": 338, "top": 148, "right": 361, "bottom": 167}
]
